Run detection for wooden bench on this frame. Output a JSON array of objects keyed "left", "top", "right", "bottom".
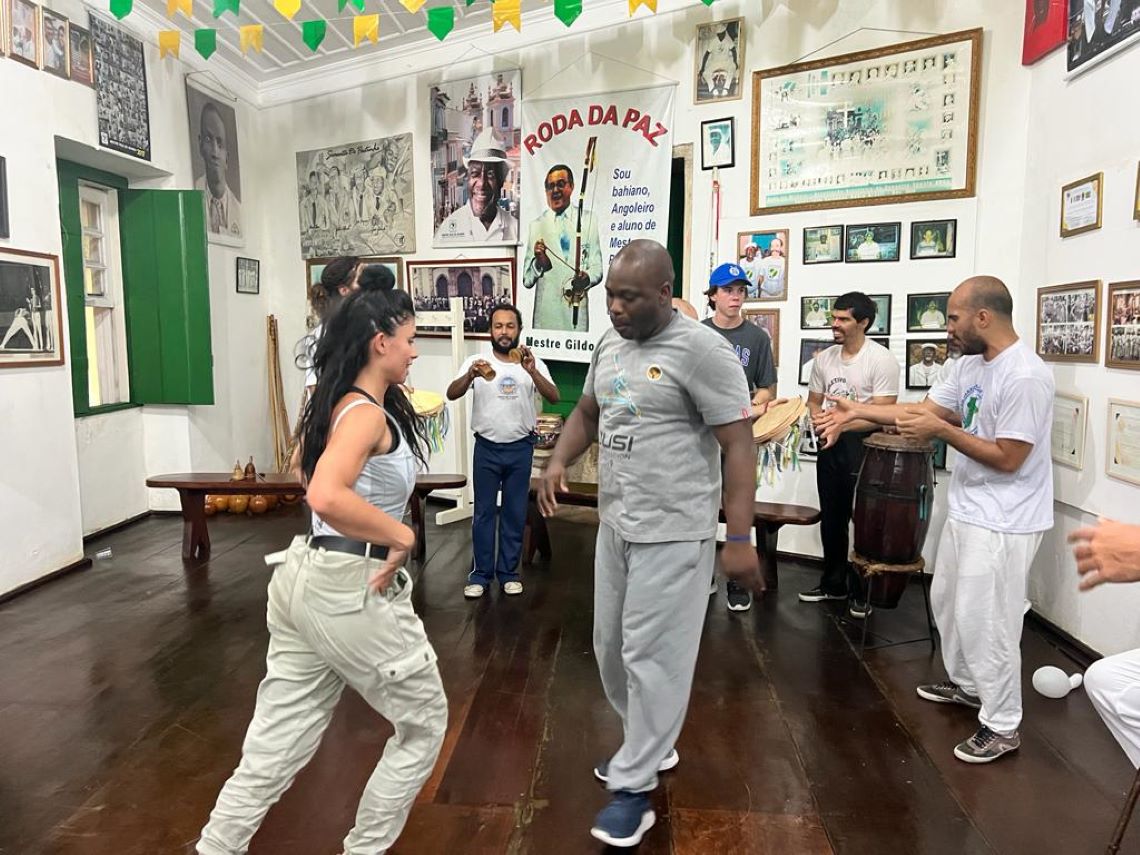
[
  {"left": 146, "top": 472, "right": 467, "bottom": 562},
  {"left": 522, "top": 478, "right": 820, "bottom": 590}
]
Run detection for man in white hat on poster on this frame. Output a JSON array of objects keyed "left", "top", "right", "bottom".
[{"left": 435, "top": 128, "right": 519, "bottom": 245}]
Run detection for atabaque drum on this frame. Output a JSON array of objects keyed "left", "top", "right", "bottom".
[{"left": 852, "top": 432, "right": 935, "bottom": 608}]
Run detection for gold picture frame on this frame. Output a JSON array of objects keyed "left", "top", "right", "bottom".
[
  {"left": 750, "top": 28, "right": 982, "bottom": 215},
  {"left": 1059, "top": 172, "right": 1103, "bottom": 237},
  {"left": 1036, "top": 280, "right": 1100, "bottom": 364},
  {"left": 742, "top": 307, "right": 779, "bottom": 366},
  {"left": 1105, "top": 280, "right": 1140, "bottom": 372}
]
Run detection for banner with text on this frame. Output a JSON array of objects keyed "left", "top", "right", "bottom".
[{"left": 518, "top": 85, "right": 674, "bottom": 363}]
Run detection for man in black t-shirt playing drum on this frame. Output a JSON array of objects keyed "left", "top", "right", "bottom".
[{"left": 701, "top": 262, "right": 778, "bottom": 612}]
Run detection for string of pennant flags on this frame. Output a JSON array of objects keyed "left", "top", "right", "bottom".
[{"left": 104, "top": 0, "right": 718, "bottom": 59}]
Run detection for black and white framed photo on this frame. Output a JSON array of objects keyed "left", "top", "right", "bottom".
[
  {"left": 40, "top": 7, "right": 68, "bottom": 78},
  {"left": 1106, "top": 280, "right": 1140, "bottom": 371},
  {"left": 1036, "top": 280, "right": 1100, "bottom": 363},
  {"left": 8, "top": 0, "right": 40, "bottom": 67},
  {"left": 90, "top": 13, "right": 151, "bottom": 161},
  {"left": 0, "top": 157, "right": 8, "bottom": 240},
  {"left": 694, "top": 17, "right": 744, "bottom": 104},
  {"left": 844, "top": 222, "right": 901, "bottom": 262},
  {"left": 0, "top": 247, "right": 64, "bottom": 368},
  {"left": 800, "top": 296, "right": 834, "bottom": 330},
  {"left": 910, "top": 218, "right": 957, "bottom": 259},
  {"left": 404, "top": 258, "right": 515, "bottom": 339},
  {"left": 235, "top": 257, "right": 259, "bottom": 295},
  {"left": 802, "top": 225, "right": 843, "bottom": 264},
  {"left": 798, "top": 338, "right": 832, "bottom": 386},
  {"left": 700, "top": 117, "right": 735, "bottom": 170},
  {"left": 906, "top": 339, "right": 948, "bottom": 389},
  {"left": 187, "top": 81, "right": 243, "bottom": 246},
  {"left": 907, "top": 291, "right": 950, "bottom": 332}
]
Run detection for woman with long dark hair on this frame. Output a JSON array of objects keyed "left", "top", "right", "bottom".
[{"left": 198, "top": 286, "right": 447, "bottom": 855}]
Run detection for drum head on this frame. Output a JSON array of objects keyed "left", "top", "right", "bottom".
[
  {"left": 404, "top": 386, "right": 445, "bottom": 418},
  {"left": 752, "top": 396, "right": 806, "bottom": 445},
  {"left": 863, "top": 431, "right": 933, "bottom": 453}
]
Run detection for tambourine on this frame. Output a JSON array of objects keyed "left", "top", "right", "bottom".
[
  {"left": 402, "top": 386, "right": 450, "bottom": 454},
  {"left": 751, "top": 396, "right": 807, "bottom": 484}
]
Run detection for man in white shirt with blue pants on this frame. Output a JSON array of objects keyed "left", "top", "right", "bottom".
[{"left": 816, "top": 276, "right": 1054, "bottom": 763}]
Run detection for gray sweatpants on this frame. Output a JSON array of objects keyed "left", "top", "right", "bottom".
[
  {"left": 594, "top": 523, "right": 715, "bottom": 793},
  {"left": 197, "top": 536, "right": 447, "bottom": 855}
]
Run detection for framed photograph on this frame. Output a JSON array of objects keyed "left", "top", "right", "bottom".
[
  {"left": 1022, "top": 0, "right": 1067, "bottom": 65},
  {"left": 700, "top": 117, "right": 735, "bottom": 170},
  {"left": 798, "top": 338, "right": 832, "bottom": 386},
  {"left": 695, "top": 17, "right": 744, "bottom": 104},
  {"left": 1067, "top": 0, "right": 1140, "bottom": 77},
  {"left": 187, "top": 82, "right": 243, "bottom": 246},
  {"left": 91, "top": 14, "right": 151, "bottom": 161},
  {"left": 68, "top": 23, "right": 94, "bottom": 86},
  {"left": 910, "top": 218, "right": 957, "bottom": 259},
  {"left": 801, "top": 296, "right": 834, "bottom": 330},
  {"left": 868, "top": 294, "right": 892, "bottom": 335},
  {"left": 802, "top": 225, "right": 843, "bottom": 264},
  {"left": 304, "top": 255, "right": 403, "bottom": 330},
  {"left": 845, "top": 222, "right": 901, "bottom": 263},
  {"left": 40, "top": 7, "right": 67, "bottom": 77},
  {"left": 1134, "top": 162, "right": 1139, "bottom": 220},
  {"left": 1107, "top": 399, "right": 1140, "bottom": 487},
  {"left": 906, "top": 339, "right": 948, "bottom": 389},
  {"left": 404, "top": 258, "right": 516, "bottom": 339},
  {"left": 1060, "top": 172, "right": 1102, "bottom": 237},
  {"left": 297, "top": 133, "right": 414, "bottom": 258},
  {"left": 742, "top": 307, "right": 779, "bottom": 366},
  {"left": 0, "top": 248, "right": 64, "bottom": 368},
  {"left": 0, "top": 157, "right": 8, "bottom": 240},
  {"left": 1106, "top": 280, "right": 1140, "bottom": 371},
  {"left": 1037, "top": 280, "right": 1100, "bottom": 363},
  {"left": 870, "top": 337, "right": 890, "bottom": 350},
  {"left": 751, "top": 28, "right": 982, "bottom": 215},
  {"left": 8, "top": 0, "right": 40, "bottom": 67},
  {"left": 235, "top": 257, "right": 259, "bottom": 295},
  {"left": 429, "top": 69, "right": 521, "bottom": 248},
  {"left": 1051, "top": 390, "right": 1088, "bottom": 470},
  {"left": 798, "top": 415, "right": 819, "bottom": 459},
  {"left": 736, "top": 229, "right": 789, "bottom": 301},
  {"left": 907, "top": 292, "right": 950, "bottom": 332}
]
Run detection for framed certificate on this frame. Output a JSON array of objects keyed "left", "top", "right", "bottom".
[
  {"left": 1106, "top": 399, "right": 1140, "bottom": 487},
  {"left": 1051, "top": 391, "right": 1087, "bottom": 470},
  {"left": 1060, "top": 172, "right": 1102, "bottom": 237}
]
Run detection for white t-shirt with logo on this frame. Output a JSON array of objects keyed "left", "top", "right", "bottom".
[
  {"left": 927, "top": 340, "right": 1054, "bottom": 534},
  {"left": 455, "top": 353, "right": 552, "bottom": 444},
  {"left": 809, "top": 339, "right": 900, "bottom": 406}
]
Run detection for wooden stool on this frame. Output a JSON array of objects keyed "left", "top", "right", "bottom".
[{"left": 409, "top": 474, "right": 467, "bottom": 562}]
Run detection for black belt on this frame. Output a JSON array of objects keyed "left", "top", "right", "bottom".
[{"left": 309, "top": 535, "right": 389, "bottom": 559}]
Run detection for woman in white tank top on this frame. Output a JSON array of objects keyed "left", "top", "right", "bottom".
[{"left": 197, "top": 287, "right": 447, "bottom": 855}]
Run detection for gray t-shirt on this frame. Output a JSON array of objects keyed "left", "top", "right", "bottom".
[
  {"left": 584, "top": 313, "right": 752, "bottom": 543},
  {"left": 701, "top": 317, "right": 777, "bottom": 392}
]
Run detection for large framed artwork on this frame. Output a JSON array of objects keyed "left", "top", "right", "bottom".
[
  {"left": 90, "top": 14, "right": 150, "bottom": 161},
  {"left": 736, "top": 229, "right": 789, "bottom": 301},
  {"left": 1023, "top": 0, "right": 1067, "bottom": 65},
  {"left": 750, "top": 28, "right": 982, "bottom": 216},
  {"left": 304, "top": 255, "right": 403, "bottom": 330},
  {"left": 429, "top": 69, "right": 522, "bottom": 248},
  {"left": 694, "top": 17, "right": 745, "bottom": 104},
  {"left": 1106, "top": 280, "right": 1140, "bottom": 371},
  {"left": 296, "top": 133, "right": 415, "bottom": 258},
  {"left": 742, "top": 307, "right": 779, "bottom": 366},
  {"left": 186, "top": 81, "right": 243, "bottom": 246},
  {"left": 1107, "top": 399, "right": 1140, "bottom": 487},
  {"left": 404, "top": 258, "right": 516, "bottom": 339},
  {"left": 0, "top": 248, "right": 64, "bottom": 368},
  {"left": 1036, "top": 280, "right": 1100, "bottom": 363},
  {"left": 1067, "top": 0, "right": 1140, "bottom": 76}
]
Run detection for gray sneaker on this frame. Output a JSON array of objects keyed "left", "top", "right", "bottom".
[
  {"left": 953, "top": 725, "right": 1020, "bottom": 763},
  {"left": 916, "top": 681, "right": 982, "bottom": 709}
]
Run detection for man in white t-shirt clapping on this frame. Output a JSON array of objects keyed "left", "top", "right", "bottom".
[
  {"left": 802, "top": 292, "right": 900, "bottom": 617},
  {"left": 817, "top": 276, "right": 1054, "bottom": 764},
  {"left": 447, "top": 304, "right": 560, "bottom": 599}
]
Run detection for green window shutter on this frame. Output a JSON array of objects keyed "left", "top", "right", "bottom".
[{"left": 119, "top": 189, "right": 214, "bottom": 405}]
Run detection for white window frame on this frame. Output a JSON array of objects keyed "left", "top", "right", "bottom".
[{"left": 79, "top": 182, "right": 131, "bottom": 408}]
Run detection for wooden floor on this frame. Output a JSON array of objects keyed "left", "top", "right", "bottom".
[{"left": 1, "top": 505, "right": 1137, "bottom": 855}]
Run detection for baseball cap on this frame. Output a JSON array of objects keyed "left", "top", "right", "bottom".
[{"left": 709, "top": 262, "right": 750, "bottom": 288}]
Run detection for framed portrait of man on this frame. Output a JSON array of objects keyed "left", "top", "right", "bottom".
[
  {"left": 800, "top": 296, "right": 834, "bottom": 330},
  {"left": 8, "top": 0, "right": 41, "bottom": 68},
  {"left": 910, "top": 219, "right": 957, "bottom": 259},
  {"left": 742, "top": 307, "right": 779, "bottom": 366},
  {"left": 798, "top": 338, "right": 832, "bottom": 386},
  {"left": 695, "top": 17, "right": 744, "bottom": 104},
  {"left": 0, "top": 248, "right": 64, "bottom": 368},
  {"left": 844, "top": 222, "right": 901, "bottom": 263},
  {"left": 802, "top": 225, "right": 843, "bottom": 264},
  {"left": 736, "top": 229, "right": 789, "bottom": 301},
  {"left": 907, "top": 292, "right": 950, "bottom": 332},
  {"left": 906, "top": 340, "right": 948, "bottom": 389},
  {"left": 40, "top": 8, "right": 68, "bottom": 78},
  {"left": 700, "top": 118, "right": 734, "bottom": 170},
  {"left": 186, "top": 81, "right": 243, "bottom": 247}
]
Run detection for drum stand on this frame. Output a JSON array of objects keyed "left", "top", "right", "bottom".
[{"left": 850, "top": 557, "right": 938, "bottom": 661}]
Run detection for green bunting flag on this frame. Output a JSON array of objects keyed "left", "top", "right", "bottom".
[
  {"left": 554, "top": 0, "right": 581, "bottom": 26},
  {"left": 425, "top": 5, "right": 453, "bottom": 40},
  {"left": 337, "top": 0, "right": 365, "bottom": 11},
  {"left": 301, "top": 19, "right": 327, "bottom": 52},
  {"left": 701, "top": 0, "right": 716, "bottom": 5},
  {"left": 213, "top": 0, "right": 239, "bottom": 16},
  {"left": 109, "top": 0, "right": 133, "bottom": 19},
  {"left": 195, "top": 28, "right": 217, "bottom": 59}
]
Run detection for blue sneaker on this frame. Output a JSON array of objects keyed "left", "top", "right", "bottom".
[{"left": 590, "top": 790, "right": 655, "bottom": 847}]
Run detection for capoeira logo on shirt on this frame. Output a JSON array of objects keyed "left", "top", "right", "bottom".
[
  {"left": 962, "top": 384, "right": 983, "bottom": 434},
  {"left": 498, "top": 376, "right": 520, "bottom": 399}
]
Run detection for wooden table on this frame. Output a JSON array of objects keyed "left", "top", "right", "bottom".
[
  {"left": 408, "top": 474, "right": 468, "bottom": 562},
  {"left": 145, "top": 473, "right": 303, "bottom": 560}
]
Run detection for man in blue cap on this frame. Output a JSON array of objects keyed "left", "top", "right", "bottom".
[{"left": 703, "top": 261, "right": 778, "bottom": 611}]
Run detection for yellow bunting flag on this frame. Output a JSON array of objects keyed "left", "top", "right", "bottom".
[
  {"left": 628, "top": 0, "right": 657, "bottom": 13},
  {"left": 274, "top": 0, "right": 302, "bottom": 19},
  {"left": 354, "top": 13, "right": 379, "bottom": 46},
  {"left": 492, "top": 0, "right": 520, "bottom": 32},
  {"left": 400, "top": 0, "right": 426, "bottom": 12},
  {"left": 166, "top": 0, "right": 191, "bottom": 18},
  {"left": 239, "top": 24, "right": 264, "bottom": 53},
  {"left": 158, "top": 29, "right": 181, "bottom": 58}
]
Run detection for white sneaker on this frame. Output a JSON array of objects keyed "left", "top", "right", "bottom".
[
  {"left": 503, "top": 581, "right": 524, "bottom": 595},
  {"left": 709, "top": 576, "right": 717, "bottom": 595},
  {"left": 463, "top": 584, "right": 485, "bottom": 599}
]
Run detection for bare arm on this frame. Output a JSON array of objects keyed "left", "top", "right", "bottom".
[
  {"left": 521, "top": 348, "right": 560, "bottom": 404},
  {"left": 713, "top": 418, "right": 764, "bottom": 592},
  {"left": 812, "top": 393, "right": 900, "bottom": 448},
  {"left": 446, "top": 361, "right": 486, "bottom": 401}
]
